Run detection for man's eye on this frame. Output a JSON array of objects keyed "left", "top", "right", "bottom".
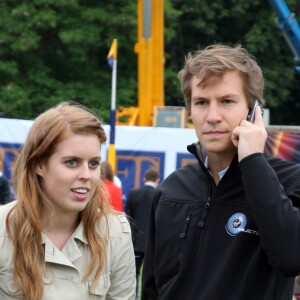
[
  {"left": 65, "top": 159, "right": 77, "bottom": 167},
  {"left": 222, "top": 99, "right": 233, "bottom": 104},
  {"left": 89, "top": 160, "right": 100, "bottom": 168},
  {"left": 195, "top": 100, "right": 207, "bottom": 106}
]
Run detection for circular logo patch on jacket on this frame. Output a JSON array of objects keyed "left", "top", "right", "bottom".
[
  {"left": 225, "top": 212, "right": 247, "bottom": 236},
  {"left": 225, "top": 212, "right": 259, "bottom": 237}
]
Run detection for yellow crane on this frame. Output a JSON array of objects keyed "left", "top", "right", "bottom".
[{"left": 116, "top": 0, "right": 164, "bottom": 126}]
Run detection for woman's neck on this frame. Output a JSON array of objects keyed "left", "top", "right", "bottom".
[{"left": 43, "top": 213, "right": 80, "bottom": 250}]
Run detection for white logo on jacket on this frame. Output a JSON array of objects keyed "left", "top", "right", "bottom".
[{"left": 225, "top": 213, "right": 259, "bottom": 236}]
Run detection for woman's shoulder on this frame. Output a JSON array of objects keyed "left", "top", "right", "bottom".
[
  {"left": 0, "top": 201, "right": 16, "bottom": 236},
  {"left": 100, "top": 213, "right": 131, "bottom": 238},
  {"left": 0, "top": 202, "right": 15, "bottom": 268},
  {"left": 0, "top": 200, "right": 16, "bottom": 213}
]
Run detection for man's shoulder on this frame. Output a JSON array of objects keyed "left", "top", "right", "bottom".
[
  {"left": 266, "top": 153, "right": 300, "bottom": 173},
  {"left": 0, "top": 175, "right": 10, "bottom": 184},
  {"left": 162, "top": 162, "right": 201, "bottom": 184},
  {"left": 266, "top": 154, "right": 300, "bottom": 196},
  {"left": 128, "top": 187, "right": 149, "bottom": 200},
  {"left": 129, "top": 185, "right": 150, "bottom": 193},
  {"left": 157, "top": 162, "right": 203, "bottom": 197},
  {"left": 128, "top": 187, "right": 141, "bottom": 195}
]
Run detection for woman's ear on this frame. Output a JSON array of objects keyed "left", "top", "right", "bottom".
[{"left": 35, "top": 163, "right": 44, "bottom": 177}]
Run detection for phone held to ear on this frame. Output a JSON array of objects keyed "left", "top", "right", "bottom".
[{"left": 247, "top": 100, "right": 263, "bottom": 123}]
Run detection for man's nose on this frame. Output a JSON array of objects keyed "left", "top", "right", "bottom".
[{"left": 206, "top": 102, "right": 222, "bottom": 123}]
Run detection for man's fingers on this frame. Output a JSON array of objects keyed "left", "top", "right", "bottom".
[{"left": 254, "top": 106, "right": 264, "bottom": 127}]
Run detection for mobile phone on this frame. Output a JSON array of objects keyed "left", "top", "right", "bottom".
[{"left": 247, "top": 100, "right": 261, "bottom": 123}]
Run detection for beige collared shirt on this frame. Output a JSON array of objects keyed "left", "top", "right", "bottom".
[{"left": 0, "top": 202, "right": 136, "bottom": 299}]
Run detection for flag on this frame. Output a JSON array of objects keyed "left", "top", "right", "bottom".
[
  {"left": 107, "top": 39, "right": 118, "bottom": 69},
  {"left": 107, "top": 39, "right": 118, "bottom": 172}
]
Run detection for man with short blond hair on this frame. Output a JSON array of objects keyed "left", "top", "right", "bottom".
[{"left": 142, "top": 44, "right": 300, "bottom": 300}]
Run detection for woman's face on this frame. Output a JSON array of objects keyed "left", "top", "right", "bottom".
[{"left": 36, "top": 133, "right": 101, "bottom": 219}]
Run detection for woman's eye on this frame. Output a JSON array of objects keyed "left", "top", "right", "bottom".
[
  {"left": 65, "top": 159, "right": 77, "bottom": 167},
  {"left": 89, "top": 160, "right": 100, "bottom": 168}
]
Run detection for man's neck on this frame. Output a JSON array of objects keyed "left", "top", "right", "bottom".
[
  {"left": 206, "top": 151, "right": 236, "bottom": 185},
  {"left": 145, "top": 181, "right": 157, "bottom": 188}
]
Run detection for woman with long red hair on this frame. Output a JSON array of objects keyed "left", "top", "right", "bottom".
[{"left": 0, "top": 102, "right": 136, "bottom": 300}]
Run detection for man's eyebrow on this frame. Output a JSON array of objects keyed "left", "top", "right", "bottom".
[
  {"left": 218, "top": 94, "right": 239, "bottom": 99},
  {"left": 191, "top": 96, "right": 207, "bottom": 101},
  {"left": 191, "top": 94, "right": 240, "bottom": 101}
]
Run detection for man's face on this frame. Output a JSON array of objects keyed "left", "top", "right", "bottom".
[{"left": 191, "top": 70, "right": 249, "bottom": 161}]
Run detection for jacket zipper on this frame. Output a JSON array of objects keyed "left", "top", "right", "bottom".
[
  {"left": 198, "top": 173, "right": 213, "bottom": 228},
  {"left": 190, "top": 176, "right": 213, "bottom": 298},
  {"left": 179, "top": 213, "right": 192, "bottom": 238},
  {"left": 198, "top": 196, "right": 212, "bottom": 228},
  {"left": 178, "top": 213, "right": 192, "bottom": 266}
]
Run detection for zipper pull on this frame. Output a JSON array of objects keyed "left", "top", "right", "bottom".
[
  {"left": 179, "top": 214, "right": 191, "bottom": 239},
  {"left": 198, "top": 196, "right": 211, "bottom": 228},
  {"left": 205, "top": 196, "right": 211, "bottom": 208}
]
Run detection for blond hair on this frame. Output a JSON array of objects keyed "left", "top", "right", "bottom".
[{"left": 178, "top": 44, "right": 265, "bottom": 113}]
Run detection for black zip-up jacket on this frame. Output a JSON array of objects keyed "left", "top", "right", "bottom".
[{"left": 142, "top": 143, "right": 300, "bottom": 300}]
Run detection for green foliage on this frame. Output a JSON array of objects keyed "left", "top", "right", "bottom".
[
  {"left": 0, "top": 0, "right": 137, "bottom": 121},
  {"left": 166, "top": 0, "right": 300, "bottom": 124},
  {"left": 0, "top": 0, "right": 300, "bottom": 124}
]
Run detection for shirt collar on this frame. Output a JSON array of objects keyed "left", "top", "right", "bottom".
[
  {"left": 72, "top": 220, "right": 88, "bottom": 245},
  {"left": 41, "top": 220, "right": 88, "bottom": 246},
  {"left": 41, "top": 221, "right": 88, "bottom": 264},
  {"left": 144, "top": 181, "right": 157, "bottom": 188},
  {"left": 204, "top": 157, "right": 229, "bottom": 181}
]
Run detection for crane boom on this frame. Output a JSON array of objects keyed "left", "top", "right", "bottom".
[
  {"left": 117, "top": 0, "right": 164, "bottom": 126},
  {"left": 268, "top": 0, "right": 300, "bottom": 72}
]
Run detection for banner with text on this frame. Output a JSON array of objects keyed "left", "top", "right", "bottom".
[{"left": 1, "top": 118, "right": 300, "bottom": 199}]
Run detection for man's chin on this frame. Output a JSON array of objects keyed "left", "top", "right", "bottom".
[{"left": 204, "top": 144, "right": 236, "bottom": 156}]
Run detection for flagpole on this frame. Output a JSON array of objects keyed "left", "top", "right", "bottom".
[{"left": 107, "top": 39, "right": 118, "bottom": 173}]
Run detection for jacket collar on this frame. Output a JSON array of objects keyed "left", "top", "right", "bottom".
[{"left": 187, "top": 142, "right": 239, "bottom": 173}]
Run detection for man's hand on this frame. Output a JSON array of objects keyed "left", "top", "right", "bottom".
[{"left": 231, "top": 106, "right": 267, "bottom": 161}]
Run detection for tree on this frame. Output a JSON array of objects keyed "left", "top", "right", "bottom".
[
  {"left": 165, "top": 0, "right": 300, "bottom": 125},
  {"left": 1, "top": 0, "right": 300, "bottom": 125},
  {"left": 0, "top": 0, "right": 137, "bottom": 121}
]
